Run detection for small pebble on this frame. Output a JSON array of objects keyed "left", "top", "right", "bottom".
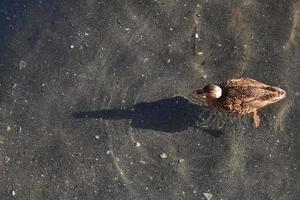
[
  {"left": 197, "top": 51, "right": 203, "bottom": 55},
  {"left": 178, "top": 158, "right": 184, "bottom": 163},
  {"left": 12, "top": 190, "right": 16, "bottom": 196},
  {"left": 125, "top": 28, "right": 130, "bottom": 31},
  {"left": 204, "top": 193, "right": 212, "bottom": 200},
  {"left": 106, "top": 150, "right": 112, "bottom": 155},
  {"left": 70, "top": 45, "right": 74, "bottom": 49},
  {"left": 6, "top": 126, "right": 11, "bottom": 132},
  {"left": 135, "top": 142, "right": 141, "bottom": 147},
  {"left": 140, "top": 160, "right": 146, "bottom": 164},
  {"left": 5, "top": 156, "right": 10, "bottom": 163},
  {"left": 195, "top": 33, "right": 199, "bottom": 39},
  {"left": 160, "top": 153, "right": 167, "bottom": 159},
  {"left": 167, "top": 59, "right": 171, "bottom": 63},
  {"left": 19, "top": 60, "right": 27, "bottom": 70},
  {"left": 95, "top": 135, "right": 100, "bottom": 140}
]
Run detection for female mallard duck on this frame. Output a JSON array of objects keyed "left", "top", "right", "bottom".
[{"left": 192, "top": 78, "right": 286, "bottom": 127}]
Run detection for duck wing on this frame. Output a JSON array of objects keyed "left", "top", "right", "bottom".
[
  {"left": 219, "top": 77, "right": 269, "bottom": 88},
  {"left": 220, "top": 78, "right": 285, "bottom": 110},
  {"left": 220, "top": 86, "right": 267, "bottom": 114}
]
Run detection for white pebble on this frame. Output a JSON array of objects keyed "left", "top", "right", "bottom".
[
  {"left": 106, "top": 150, "right": 112, "bottom": 155},
  {"left": 197, "top": 51, "right": 203, "bottom": 55},
  {"left": 125, "top": 28, "right": 130, "bottom": 31},
  {"left": 6, "top": 126, "right": 11, "bottom": 132},
  {"left": 160, "top": 153, "right": 167, "bottom": 159},
  {"left": 204, "top": 193, "right": 212, "bottom": 200},
  {"left": 70, "top": 45, "right": 74, "bottom": 49},
  {"left": 195, "top": 33, "right": 199, "bottom": 39},
  {"left": 19, "top": 60, "right": 27, "bottom": 70},
  {"left": 5, "top": 156, "right": 10, "bottom": 163},
  {"left": 135, "top": 142, "right": 141, "bottom": 147},
  {"left": 95, "top": 135, "right": 100, "bottom": 140},
  {"left": 12, "top": 190, "right": 16, "bottom": 196},
  {"left": 140, "top": 160, "right": 146, "bottom": 164}
]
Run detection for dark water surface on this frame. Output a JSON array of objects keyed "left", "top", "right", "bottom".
[{"left": 1, "top": 0, "right": 300, "bottom": 199}]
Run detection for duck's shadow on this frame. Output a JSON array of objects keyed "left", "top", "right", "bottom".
[{"left": 72, "top": 96, "right": 224, "bottom": 137}]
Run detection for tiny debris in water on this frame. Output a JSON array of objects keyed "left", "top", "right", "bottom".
[
  {"left": 140, "top": 160, "right": 146, "bottom": 164},
  {"left": 160, "top": 153, "right": 167, "bottom": 159},
  {"left": 106, "top": 150, "right": 112, "bottom": 155},
  {"left": 5, "top": 156, "right": 10, "bottom": 163},
  {"left": 135, "top": 142, "right": 141, "bottom": 147},
  {"left": 6, "top": 126, "right": 11, "bottom": 132},
  {"left": 19, "top": 60, "right": 27, "bottom": 70},
  {"left": 203, "top": 192, "right": 212, "bottom": 200}
]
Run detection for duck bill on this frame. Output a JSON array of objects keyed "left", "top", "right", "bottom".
[
  {"left": 185, "top": 89, "right": 206, "bottom": 105},
  {"left": 193, "top": 89, "right": 206, "bottom": 98}
]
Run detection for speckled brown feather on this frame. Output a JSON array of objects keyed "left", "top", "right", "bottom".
[{"left": 206, "top": 78, "right": 286, "bottom": 115}]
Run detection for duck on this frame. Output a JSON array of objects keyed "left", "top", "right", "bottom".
[{"left": 190, "top": 77, "right": 286, "bottom": 127}]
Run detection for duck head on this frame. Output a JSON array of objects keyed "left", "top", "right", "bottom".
[{"left": 194, "top": 85, "right": 222, "bottom": 99}]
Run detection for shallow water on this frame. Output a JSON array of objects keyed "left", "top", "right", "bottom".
[{"left": 0, "top": 0, "right": 300, "bottom": 199}]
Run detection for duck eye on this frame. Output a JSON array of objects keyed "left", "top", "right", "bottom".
[{"left": 196, "top": 90, "right": 203, "bottom": 94}]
